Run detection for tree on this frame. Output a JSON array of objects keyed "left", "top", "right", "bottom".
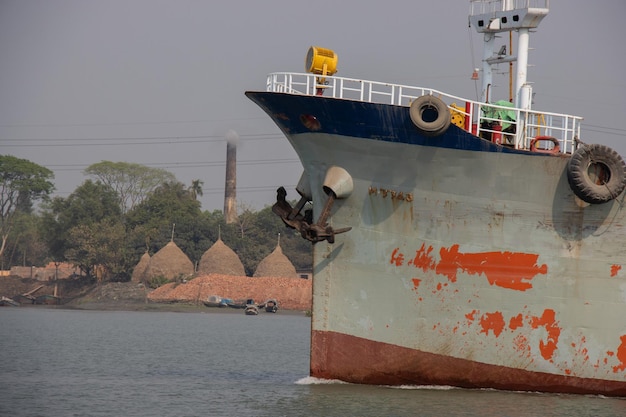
[
  {"left": 125, "top": 181, "right": 206, "bottom": 264},
  {"left": 35, "top": 176, "right": 312, "bottom": 279},
  {"left": 84, "top": 161, "right": 176, "bottom": 215},
  {"left": 4, "top": 211, "right": 48, "bottom": 268},
  {"left": 0, "top": 155, "right": 54, "bottom": 259},
  {"left": 65, "top": 219, "right": 126, "bottom": 280},
  {"left": 189, "top": 179, "right": 204, "bottom": 200},
  {"left": 233, "top": 202, "right": 256, "bottom": 239},
  {"left": 40, "top": 180, "right": 122, "bottom": 267}
]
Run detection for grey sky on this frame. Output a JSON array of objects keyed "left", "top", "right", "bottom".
[{"left": 1, "top": 0, "right": 625, "bottom": 212}]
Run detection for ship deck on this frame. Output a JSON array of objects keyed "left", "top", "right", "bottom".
[{"left": 264, "top": 72, "right": 583, "bottom": 155}]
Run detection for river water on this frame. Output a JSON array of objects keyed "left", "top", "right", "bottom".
[{"left": 1, "top": 307, "right": 624, "bottom": 417}]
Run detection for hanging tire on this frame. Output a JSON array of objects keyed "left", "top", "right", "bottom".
[
  {"left": 567, "top": 144, "right": 626, "bottom": 204},
  {"left": 409, "top": 95, "right": 451, "bottom": 137}
]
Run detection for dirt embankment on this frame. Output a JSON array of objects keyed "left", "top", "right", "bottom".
[
  {"left": 148, "top": 274, "right": 312, "bottom": 311},
  {"left": 0, "top": 274, "right": 312, "bottom": 311},
  {"left": 0, "top": 275, "right": 96, "bottom": 303}
]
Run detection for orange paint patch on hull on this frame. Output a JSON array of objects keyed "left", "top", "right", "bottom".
[
  {"left": 509, "top": 313, "right": 524, "bottom": 330},
  {"left": 437, "top": 244, "right": 547, "bottom": 291},
  {"left": 408, "top": 243, "right": 436, "bottom": 272},
  {"left": 411, "top": 278, "right": 421, "bottom": 290},
  {"left": 611, "top": 264, "right": 622, "bottom": 277},
  {"left": 530, "top": 309, "right": 561, "bottom": 361},
  {"left": 310, "top": 330, "right": 626, "bottom": 397},
  {"left": 479, "top": 311, "right": 505, "bottom": 337},
  {"left": 612, "top": 335, "right": 626, "bottom": 373},
  {"left": 389, "top": 244, "right": 547, "bottom": 291},
  {"left": 465, "top": 309, "right": 479, "bottom": 324},
  {"left": 390, "top": 248, "right": 404, "bottom": 267}
]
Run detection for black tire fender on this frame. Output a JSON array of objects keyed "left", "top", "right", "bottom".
[
  {"left": 409, "top": 95, "right": 451, "bottom": 137},
  {"left": 567, "top": 144, "right": 626, "bottom": 204}
]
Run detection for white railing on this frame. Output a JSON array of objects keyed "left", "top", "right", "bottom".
[
  {"left": 469, "top": 0, "right": 549, "bottom": 15},
  {"left": 266, "top": 72, "right": 582, "bottom": 155}
]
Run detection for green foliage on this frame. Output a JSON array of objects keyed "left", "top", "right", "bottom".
[
  {"left": 3, "top": 157, "right": 315, "bottom": 280},
  {"left": 39, "top": 180, "right": 123, "bottom": 274},
  {"left": 189, "top": 179, "right": 204, "bottom": 200},
  {"left": 125, "top": 196, "right": 312, "bottom": 277},
  {"left": 65, "top": 218, "right": 126, "bottom": 279},
  {"left": 84, "top": 161, "right": 176, "bottom": 215},
  {"left": 0, "top": 155, "right": 54, "bottom": 259},
  {"left": 183, "top": 203, "right": 313, "bottom": 276},
  {"left": 146, "top": 275, "right": 170, "bottom": 289},
  {"left": 48, "top": 180, "right": 121, "bottom": 225},
  {"left": 2, "top": 211, "right": 48, "bottom": 268},
  {"left": 125, "top": 181, "right": 205, "bottom": 264}
]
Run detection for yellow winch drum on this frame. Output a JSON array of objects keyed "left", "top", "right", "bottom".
[{"left": 305, "top": 46, "right": 338, "bottom": 76}]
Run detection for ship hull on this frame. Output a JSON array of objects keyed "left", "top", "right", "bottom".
[
  {"left": 246, "top": 91, "right": 626, "bottom": 396},
  {"left": 311, "top": 331, "right": 626, "bottom": 396}
]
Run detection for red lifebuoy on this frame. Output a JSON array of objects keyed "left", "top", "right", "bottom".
[{"left": 530, "top": 136, "right": 560, "bottom": 154}]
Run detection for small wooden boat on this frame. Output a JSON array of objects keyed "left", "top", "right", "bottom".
[
  {"left": 263, "top": 299, "right": 279, "bottom": 313},
  {"left": 244, "top": 305, "right": 259, "bottom": 315},
  {"left": 0, "top": 296, "right": 20, "bottom": 307},
  {"left": 203, "top": 295, "right": 223, "bottom": 307},
  {"left": 228, "top": 298, "right": 255, "bottom": 309},
  {"left": 35, "top": 294, "right": 60, "bottom": 305}
]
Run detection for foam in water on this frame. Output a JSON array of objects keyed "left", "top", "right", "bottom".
[
  {"left": 390, "top": 384, "right": 457, "bottom": 391},
  {"left": 294, "top": 376, "right": 349, "bottom": 385}
]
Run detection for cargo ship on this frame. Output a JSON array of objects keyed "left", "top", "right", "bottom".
[{"left": 246, "top": 0, "right": 626, "bottom": 396}]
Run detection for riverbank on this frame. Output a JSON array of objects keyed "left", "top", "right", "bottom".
[
  {"left": 0, "top": 274, "right": 312, "bottom": 313},
  {"left": 148, "top": 274, "right": 311, "bottom": 311}
]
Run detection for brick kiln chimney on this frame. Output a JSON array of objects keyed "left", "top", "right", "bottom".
[{"left": 224, "top": 130, "right": 238, "bottom": 224}]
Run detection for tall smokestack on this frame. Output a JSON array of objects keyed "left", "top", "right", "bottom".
[{"left": 224, "top": 130, "right": 238, "bottom": 224}]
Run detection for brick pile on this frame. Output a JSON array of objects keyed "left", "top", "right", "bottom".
[{"left": 147, "top": 273, "right": 312, "bottom": 311}]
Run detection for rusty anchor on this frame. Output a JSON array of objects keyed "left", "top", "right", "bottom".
[{"left": 272, "top": 186, "right": 351, "bottom": 244}]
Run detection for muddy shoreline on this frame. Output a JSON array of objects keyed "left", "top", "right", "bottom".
[
  {"left": 49, "top": 302, "right": 309, "bottom": 316},
  {"left": 0, "top": 276, "right": 311, "bottom": 315}
]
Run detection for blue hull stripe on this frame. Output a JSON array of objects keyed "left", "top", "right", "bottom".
[{"left": 246, "top": 91, "right": 545, "bottom": 156}]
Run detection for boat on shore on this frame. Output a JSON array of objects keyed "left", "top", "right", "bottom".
[
  {"left": 0, "top": 296, "right": 20, "bottom": 307},
  {"left": 262, "top": 299, "right": 279, "bottom": 313},
  {"left": 203, "top": 295, "right": 231, "bottom": 308},
  {"left": 246, "top": 0, "right": 626, "bottom": 396},
  {"left": 203, "top": 295, "right": 221, "bottom": 307},
  {"left": 35, "top": 294, "right": 61, "bottom": 305},
  {"left": 227, "top": 298, "right": 255, "bottom": 309},
  {"left": 244, "top": 304, "right": 259, "bottom": 315}
]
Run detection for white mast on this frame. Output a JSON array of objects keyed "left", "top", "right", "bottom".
[{"left": 469, "top": 0, "right": 549, "bottom": 110}]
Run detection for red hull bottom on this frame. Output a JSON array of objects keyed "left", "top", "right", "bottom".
[{"left": 310, "top": 330, "right": 626, "bottom": 397}]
